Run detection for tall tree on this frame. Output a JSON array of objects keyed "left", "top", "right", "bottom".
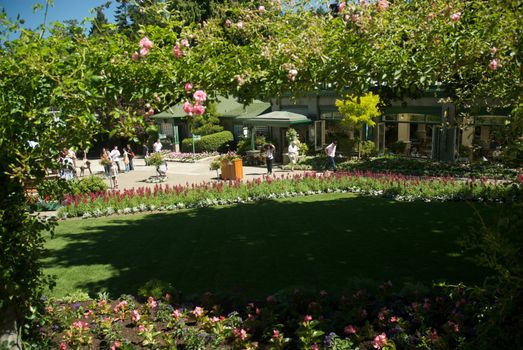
[{"left": 89, "top": 2, "right": 111, "bottom": 37}]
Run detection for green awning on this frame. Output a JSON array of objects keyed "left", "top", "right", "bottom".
[
  {"left": 243, "top": 111, "right": 313, "bottom": 127},
  {"left": 151, "top": 95, "right": 270, "bottom": 120}
]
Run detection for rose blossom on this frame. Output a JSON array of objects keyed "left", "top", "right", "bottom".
[
  {"left": 344, "top": 325, "right": 357, "bottom": 334},
  {"left": 139, "top": 36, "right": 153, "bottom": 49},
  {"left": 184, "top": 82, "right": 193, "bottom": 92},
  {"left": 193, "top": 90, "right": 207, "bottom": 102},
  {"left": 488, "top": 59, "right": 498, "bottom": 70},
  {"left": 236, "top": 21, "right": 244, "bottom": 29},
  {"left": 272, "top": 329, "right": 280, "bottom": 338},
  {"left": 131, "top": 51, "right": 139, "bottom": 61},
  {"left": 131, "top": 310, "right": 141, "bottom": 322},
  {"left": 490, "top": 47, "right": 497, "bottom": 54},
  {"left": 193, "top": 104, "right": 205, "bottom": 115},
  {"left": 183, "top": 101, "right": 194, "bottom": 115},
  {"left": 258, "top": 5, "right": 266, "bottom": 12},
  {"left": 193, "top": 306, "right": 204, "bottom": 317},
  {"left": 172, "top": 44, "right": 182, "bottom": 58},
  {"left": 373, "top": 333, "right": 387, "bottom": 349},
  {"left": 181, "top": 38, "right": 190, "bottom": 47},
  {"left": 139, "top": 47, "right": 149, "bottom": 57},
  {"left": 304, "top": 315, "right": 312, "bottom": 322},
  {"left": 338, "top": 2, "right": 346, "bottom": 12},
  {"left": 377, "top": 0, "right": 389, "bottom": 11},
  {"left": 225, "top": 19, "right": 232, "bottom": 27},
  {"left": 450, "top": 12, "right": 461, "bottom": 21}
]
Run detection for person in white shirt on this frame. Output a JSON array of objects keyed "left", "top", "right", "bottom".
[
  {"left": 109, "top": 146, "right": 121, "bottom": 173},
  {"left": 153, "top": 139, "right": 163, "bottom": 153},
  {"left": 324, "top": 140, "right": 337, "bottom": 172},
  {"left": 264, "top": 143, "right": 275, "bottom": 175},
  {"left": 287, "top": 141, "right": 299, "bottom": 171}
]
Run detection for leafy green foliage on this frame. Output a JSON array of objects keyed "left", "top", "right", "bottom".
[
  {"left": 336, "top": 93, "right": 380, "bottom": 128},
  {"left": 181, "top": 131, "right": 234, "bottom": 152}
]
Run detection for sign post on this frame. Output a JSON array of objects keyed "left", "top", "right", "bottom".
[{"left": 192, "top": 134, "right": 201, "bottom": 160}]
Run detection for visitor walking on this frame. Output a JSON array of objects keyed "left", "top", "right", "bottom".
[
  {"left": 126, "top": 144, "right": 135, "bottom": 170},
  {"left": 264, "top": 143, "right": 275, "bottom": 175},
  {"left": 123, "top": 149, "right": 130, "bottom": 172},
  {"left": 109, "top": 160, "right": 119, "bottom": 189},
  {"left": 324, "top": 140, "right": 337, "bottom": 172},
  {"left": 142, "top": 143, "right": 149, "bottom": 158},
  {"left": 109, "top": 146, "right": 121, "bottom": 172},
  {"left": 101, "top": 148, "right": 111, "bottom": 178},
  {"left": 153, "top": 139, "right": 163, "bottom": 153},
  {"left": 288, "top": 141, "right": 299, "bottom": 171}
]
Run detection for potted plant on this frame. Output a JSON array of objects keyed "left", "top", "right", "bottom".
[{"left": 219, "top": 152, "right": 243, "bottom": 180}]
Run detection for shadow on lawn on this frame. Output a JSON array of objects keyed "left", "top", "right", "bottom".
[{"left": 44, "top": 196, "right": 495, "bottom": 300}]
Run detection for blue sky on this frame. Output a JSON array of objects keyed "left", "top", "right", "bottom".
[{"left": 1, "top": 0, "right": 117, "bottom": 33}]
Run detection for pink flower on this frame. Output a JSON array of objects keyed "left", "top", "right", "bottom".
[
  {"left": 139, "top": 36, "right": 153, "bottom": 49},
  {"left": 450, "top": 12, "right": 461, "bottom": 21},
  {"left": 193, "top": 306, "right": 204, "bottom": 317},
  {"left": 236, "top": 21, "right": 244, "bottom": 29},
  {"left": 110, "top": 341, "right": 121, "bottom": 350},
  {"left": 193, "top": 90, "right": 207, "bottom": 102},
  {"left": 183, "top": 101, "right": 194, "bottom": 115},
  {"left": 311, "top": 344, "right": 319, "bottom": 350},
  {"left": 377, "top": 0, "right": 389, "bottom": 11},
  {"left": 165, "top": 292, "right": 171, "bottom": 301},
  {"left": 304, "top": 315, "right": 313, "bottom": 322},
  {"left": 147, "top": 296, "right": 157, "bottom": 309},
  {"left": 172, "top": 309, "right": 182, "bottom": 318},
  {"left": 351, "top": 14, "right": 360, "bottom": 22},
  {"left": 490, "top": 47, "right": 497, "bottom": 54},
  {"left": 138, "top": 325, "right": 145, "bottom": 333},
  {"left": 181, "top": 38, "right": 190, "bottom": 47},
  {"left": 184, "top": 83, "right": 193, "bottom": 92},
  {"left": 193, "top": 104, "right": 206, "bottom": 115},
  {"left": 172, "top": 44, "right": 182, "bottom": 58},
  {"left": 338, "top": 2, "right": 346, "bottom": 12},
  {"left": 272, "top": 329, "right": 280, "bottom": 338},
  {"left": 344, "top": 325, "right": 357, "bottom": 334},
  {"left": 210, "top": 316, "right": 220, "bottom": 323},
  {"left": 59, "top": 342, "right": 68, "bottom": 350},
  {"left": 233, "top": 328, "right": 248, "bottom": 340},
  {"left": 390, "top": 316, "right": 398, "bottom": 323},
  {"left": 258, "top": 5, "right": 266, "bottom": 12},
  {"left": 430, "top": 329, "right": 439, "bottom": 341},
  {"left": 517, "top": 174, "right": 523, "bottom": 183},
  {"left": 225, "top": 19, "right": 232, "bottom": 27},
  {"left": 488, "top": 59, "right": 498, "bottom": 70},
  {"left": 131, "top": 51, "right": 139, "bottom": 61},
  {"left": 373, "top": 333, "right": 387, "bottom": 349},
  {"left": 139, "top": 47, "right": 149, "bottom": 57},
  {"left": 131, "top": 310, "right": 141, "bottom": 322}
]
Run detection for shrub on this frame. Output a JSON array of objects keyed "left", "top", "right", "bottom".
[
  {"left": 359, "top": 140, "right": 377, "bottom": 159},
  {"left": 70, "top": 176, "right": 108, "bottom": 195},
  {"left": 181, "top": 131, "right": 234, "bottom": 152},
  {"left": 389, "top": 140, "right": 407, "bottom": 154},
  {"left": 145, "top": 152, "right": 165, "bottom": 167},
  {"left": 36, "top": 178, "right": 73, "bottom": 201},
  {"left": 236, "top": 135, "right": 266, "bottom": 155}
]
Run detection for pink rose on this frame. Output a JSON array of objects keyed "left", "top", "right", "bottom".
[
  {"left": 338, "top": 2, "right": 346, "bottom": 12},
  {"left": 183, "top": 101, "right": 194, "bottom": 115},
  {"left": 490, "top": 47, "right": 497, "bottom": 54},
  {"left": 59, "top": 343, "right": 68, "bottom": 350},
  {"left": 351, "top": 14, "right": 360, "bottom": 22},
  {"left": 131, "top": 310, "right": 141, "bottom": 322},
  {"left": 181, "top": 38, "right": 190, "bottom": 47},
  {"left": 172, "top": 44, "right": 182, "bottom": 58},
  {"left": 147, "top": 296, "right": 157, "bottom": 308},
  {"left": 225, "top": 19, "right": 232, "bottom": 27},
  {"left": 377, "top": 0, "right": 389, "bottom": 11},
  {"left": 450, "top": 12, "right": 461, "bottom": 21},
  {"left": 172, "top": 309, "right": 182, "bottom": 318},
  {"left": 193, "top": 104, "right": 206, "bottom": 115},
  {"left": 311, "top": 345, "right": 319, "bottom": 350},
  {"left": 193, "top": 90, "right": 207, "bottom": 103},
  {"left": 304, "top": 315, "right": 312, "bottom": 322},
  {"left": 139, "top": 47, "right": 149, "bottom": 57},
  {"left": 344, "top": 325, "right": 357, "bottom": 334},
  {"left": 236, "top": 21, "right": 244, "bottom": 29},
  {"left": 138, "top": 325, "right": 145, "bottom": 333},
  {"left": 184, "top": 83, "right": 193, "bottom": 92},
  {"left": 272, "top": 329, "right": 280, "bottom": 338},
  {"left": 258, "top": 5, "right": 266, "bottom": 12},
  {"left": 139, "top": 36, "right": 153, "bottom": 49},
  {"left": 193, "top": 306, "right": 204, "bottom": 317},
  {"left": 373, "top": 333, "right": 387, "bottom": 349},
  {"left": 488, "top": 59, "right": 498, "bottom": 70},
  {"left": 131, "top": 51, "right": 139, "bottom": 61}
]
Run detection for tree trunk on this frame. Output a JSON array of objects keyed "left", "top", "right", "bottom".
[{"left": 0, "top": 306, "right": 22, "bottom": 350}]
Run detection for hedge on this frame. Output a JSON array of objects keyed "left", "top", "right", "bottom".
[{"left": 181, "top": 130, "right": 234, "bottom": 152}]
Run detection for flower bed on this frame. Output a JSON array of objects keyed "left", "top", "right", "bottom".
[
  {"left": 57, "top": 172, "right": 522, "bottom": 219},
  {"left": 164, "top": 151, "right": 218, "bottom": 162},
  {"left": 30, "top": 283, "right": 495, "bottom": 350}
]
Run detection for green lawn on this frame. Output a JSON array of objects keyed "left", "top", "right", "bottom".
[{"left": 43, "top": 193, "right": 498, "bottom": 299}]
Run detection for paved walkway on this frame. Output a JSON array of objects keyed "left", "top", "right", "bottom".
[{"left": 84, "top": 157, "right": 301, "bottom": 190}]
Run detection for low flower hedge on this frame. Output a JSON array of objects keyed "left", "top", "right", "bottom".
[
  {"left": 164, "top": 151, "right": 218, "bottom": 162},
  {"left": 29, "top": 283, "right": 497, "bottom": 350},
  {"left": 57, "top": 172, "right": 522, "bottom": 219}
]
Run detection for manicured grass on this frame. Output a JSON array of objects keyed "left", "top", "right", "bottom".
[{"left": 43, "top": 193, "right": 499, "bottom": 299}]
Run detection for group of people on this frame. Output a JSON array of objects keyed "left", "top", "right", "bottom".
[
  {"left": 262, "top": 139, "right": 338, "bottom": 175},
  {"left": 100, "top": 144, "right": 135, "bottom": 189},
  {"left": 58, "top": 148, "right": 92, "bottom": 180}
]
